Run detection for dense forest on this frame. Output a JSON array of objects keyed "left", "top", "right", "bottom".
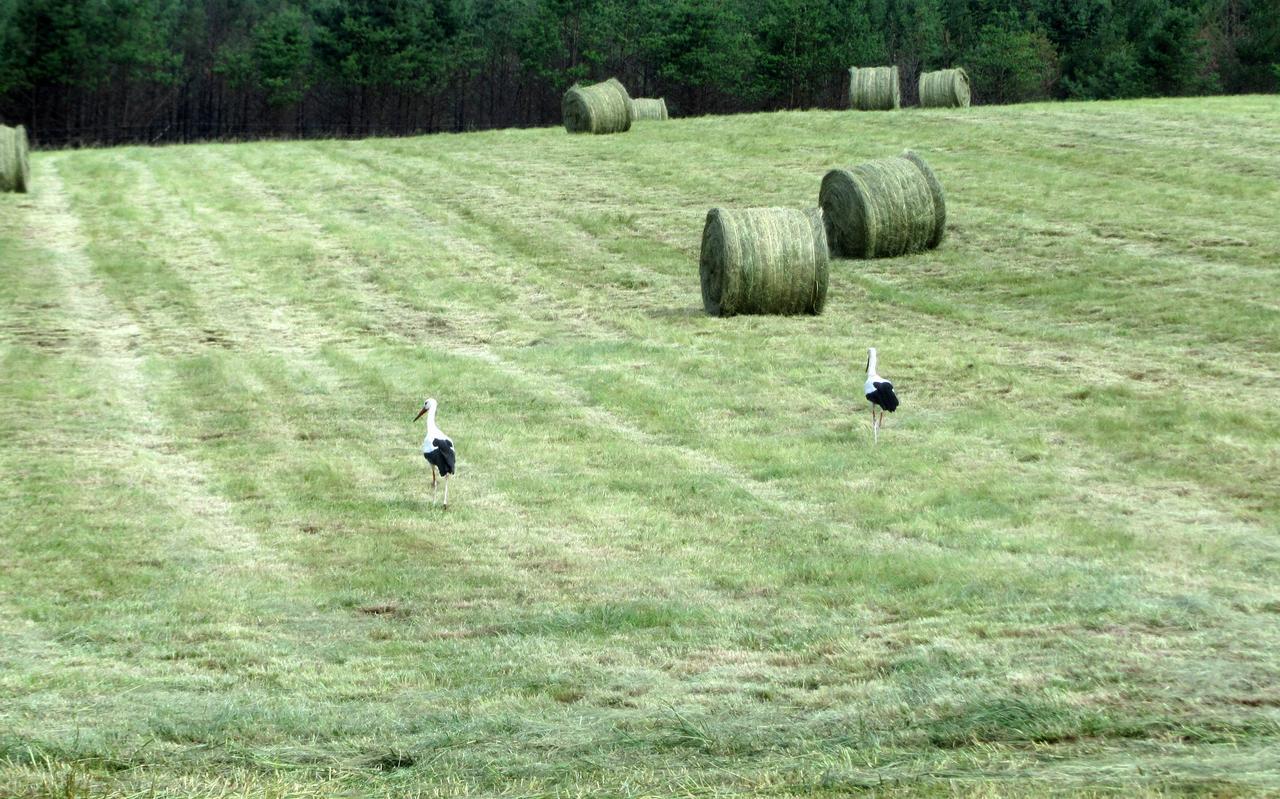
[{"left": 0, "top": 0, "right": 1277, "bottom": 146}]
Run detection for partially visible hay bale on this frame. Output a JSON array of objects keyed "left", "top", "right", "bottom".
[
  {"left": 818, "top": 149, "right": 946, "bottom": 259},
  {"left": 563, "top": 77, "right": 633, "bottom": 134},
  {"left": 14, "top": 125, "right": 30, "bottom": 193},
  {"left": 919, "top": 68, "right": 971, "bottom": 108},
  {"left": 0, "top": 125, "right": 16, "bottom": 193},
  {"left": 849, "top": 66, "right": 900, "bottom": 110},
  {"left": 699, "top": 207, "right": 829, "bottom": 316},
  {"left": 631, "top": 98, "right": 669, "bottom": 121}
]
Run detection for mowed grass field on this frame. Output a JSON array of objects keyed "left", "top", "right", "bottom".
[{"left": 2, "top": 95, "right": 1278, "bottom": 797}]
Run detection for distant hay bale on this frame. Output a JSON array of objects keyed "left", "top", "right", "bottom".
[
  {"left": 631, "top": 98, "right": 669, "bottom": 121},
  {"left": 849, "top": 66, "right": 900, "bottom": 110},
  {"left": 563, "top": 77, "right": 633, "bottom": 134},
  {"left": 699, "top": 207, "right": 829, "bottom": 316},
  {"left": 14, "top": 125, "right": 30, "bottom": 193},
  {"left": 818, "top": 149, "right": 946, "bottom": 259},
  {"left": 0, "top": 125, "right": 17, "bottom": 193},
  {"left": 919, "top": 68, "right": 971, "bottom": 108}
]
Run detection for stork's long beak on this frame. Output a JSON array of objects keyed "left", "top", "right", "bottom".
[{"left": 413, "top": 407, "right": 427, "bottom": 422}]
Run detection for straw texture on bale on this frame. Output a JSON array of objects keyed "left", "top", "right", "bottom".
[
  {"left": 0, "top": 125, "right": 27, "bottom": 193},
  {"left": 699, "top": 207, "right": 829, "bottom": 317},
  {"left": 818, "top": 150, "right": 946, "bottom": 259},
  {"left": 631, "top": 97, "right": 669, "bottom": 121},
  {"left": 14, "top": 125, "right": 30, "bottom": 193},
  {"left": 0, "top": 127, "right": 11, "bottom": 192},
  {"left": 563, "top": 77, "right": 633, "bottom": 134},
  {"left": 0, "top": 126, "right": 15, "bottom": 192},
  {"left": 849, "top": 66, "right": 900, "bottom": 110},
  {"left": 919, "top": 68, "right": 971, "bottom": 108}
]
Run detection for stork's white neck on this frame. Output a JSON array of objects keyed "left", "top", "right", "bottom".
[
  {"left": 867, "top": 348, "right": 878, "bottom": 376},
  {"left": 424, "top": 406, "right": 446, "bottom": 441}
]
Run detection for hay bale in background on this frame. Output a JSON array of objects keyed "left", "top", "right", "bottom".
[
  {"left": 14, "top": 125, "right": 30, "bottom": 193},
  {"left": 849, "top": 66, "right": 900, "bottom": 111},
  {"left": 631, "top": 98, "right": 669, "bottom": 121},
  {"left": 0, "top": 125, "right": 17, "bottom": 193},
  {"left": 563, "top": 78, "right": 633, "bottom": 134},
  {"left": 699, "top": 207, "right": 829, "bottom": 316},
  {"left": 919, "top": 68, "right": 971, "bottom": 108},
  {"left": 819, "top": 149, "right": 946, "bottom": 259}
]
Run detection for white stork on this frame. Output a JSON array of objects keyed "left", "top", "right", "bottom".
[
  {"left": 864, "top": 347, "right": 899, "bottom": 443},
  {"left": 414, "top": 398, "right": 456, "bottom": 507}
]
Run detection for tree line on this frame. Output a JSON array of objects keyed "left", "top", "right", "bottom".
[{"left": 0, "top": 0, "right": 1276, "bottom": 147}]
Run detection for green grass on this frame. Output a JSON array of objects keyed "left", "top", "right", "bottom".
[{"left": 1, "top": 95, "right": 1278, "bottom": 797}]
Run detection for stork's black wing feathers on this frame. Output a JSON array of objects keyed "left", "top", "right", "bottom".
[
  {"left": 866, "top": 381, "right": 899, "bottom": 412},
  {"left": 424, "top": 438, "right": 457, "bottom": 475}
]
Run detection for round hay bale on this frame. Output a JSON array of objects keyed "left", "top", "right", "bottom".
[
  {"left": 849, "top": 66, "right": 900, "bottom": 110},
  {"left": 699, "top": 207, "right": 829, "bottom": 317},
  {"left": 563, "top": 78, "right": 633, "bottom": 134},
  {"left": 14, "top": 125, "right": 30, "bottom": 193},
  {"left": 0, "top": 125, "right": 16, "bottom": 193},
  {"left": 818, "top": 149, "right": 946, "bottom": 259},
  {"left": 631, "top": 98, "right": 669, "bottom": 121},
  {"left": 919, "top": 68, "right": 971, "bottom": 108}
]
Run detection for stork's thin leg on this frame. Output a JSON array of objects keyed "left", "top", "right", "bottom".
[
  {"left": 431, "top": 466, "right": 438, "bottom": 503},
  {"left": 873, "top": 410, "right": 879, "bottom": 444},
  {"left": 443, "top": 474, "right": 450, "bottom": 509}
]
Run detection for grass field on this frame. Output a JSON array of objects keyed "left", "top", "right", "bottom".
[{"left": 1, "top": 95, "right": 1278, "bottom": 797}]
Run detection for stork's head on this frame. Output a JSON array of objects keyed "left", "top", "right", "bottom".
[{"left": 414, "top": 397, "right": 437, "bottom": 421}]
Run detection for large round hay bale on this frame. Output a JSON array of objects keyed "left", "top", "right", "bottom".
[
  {"left": 818, "top": 150, "right": 946, "bottom": 259},
  {"left": 563, "top": 77, "right": 633, "bottom": 134},
  {"left": 919, "top": 68, "right": 971, "bottom": 108},
  {"left": 632, "top": 97, "right": 669, "bottom": 121},
  {"left": 0, "top": 125, "right": 16, "bottom": 193},
  {"left": 699, "top": 207, "right": 829, "bottom": 317},
  {"left": 14, "top": 125, "right": 30, "bottom": 193},
  {"left": 849, "top": 66, "right": 900, "bottom": 110}
]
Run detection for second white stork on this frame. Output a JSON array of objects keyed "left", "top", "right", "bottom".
[
  {"left": 414, "top": 397, "right": 456, "bottom": 507},
  {"left": 864, "top": 347, "right": 899, "bottom": 443}
]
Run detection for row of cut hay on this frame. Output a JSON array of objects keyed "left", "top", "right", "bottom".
[
  {"left": 0, "top": 124, "right": 30, "bottom": 193},
  {"left": 849, "top": 66, "right": 900, "bottom": 110},
  {"left": 563, "top": 78, "right": 634, "bottom": 134},
  {"left": 700, "top": 208, "right": 829, "bottom": 317},
  {"left": 919, "top": 68, "right": 971, "bottom": 108},
  {"left": 819, "top": 150, "right": 945, "bottom": 259},
  {"left": 700, "top": 151, "right": 946, "bottom": 316},
  {"left": 631, "top": 98, "right": 669, "bottom": 121}
]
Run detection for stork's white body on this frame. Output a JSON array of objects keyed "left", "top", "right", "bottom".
[
  {"left": 863, "top": 347, "right": 899, "bottom": 443},
  {"left": 863, "top": 350, "right": 884, "bottom": 398},
  {"left": 416, "top": 398, "right": 455, "bottom": 507},
  {"left": 421, "top": 406, "right": 448, "bottom": 456}
]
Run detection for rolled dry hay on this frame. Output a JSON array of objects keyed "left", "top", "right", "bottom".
[
  {"left": 563, "top": 77, "right": 633, "bottom": 134},
  {"left": 849, "top": 66, "right": 900, "bottom": 110},
  {"left": 919, "top": 68, "right": 971, "bottom": 108},
  {"left": 14, "top": 125, "right": 30, "bottom": 193},
  {"left": 0, "top": 125, "right": 18, "bottom": 193},
  {"left": 631, "top": 98, "right": 669, "bottom": 121},
  {"left": 819, "top": 150, "right": 946, "bottom": 259},
  {"left": 699, "top": 207, "right": 829, "bottom": 316}
]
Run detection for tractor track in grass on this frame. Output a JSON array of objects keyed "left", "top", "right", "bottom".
[
  {"left": 21, "top": 160, "right": 295, "bottom": 581},
  {"left": 123, "top": 153, "right": 561, "bottom": 575},
  {"left": 221, "top": 140, "right": 1280, "bottom": 573},
  {"left": 214, "top": 149, "right": 814, "bottom": 518},
  {"left": 205, "top": 143, "right": 1277, "bottom": 598}
]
